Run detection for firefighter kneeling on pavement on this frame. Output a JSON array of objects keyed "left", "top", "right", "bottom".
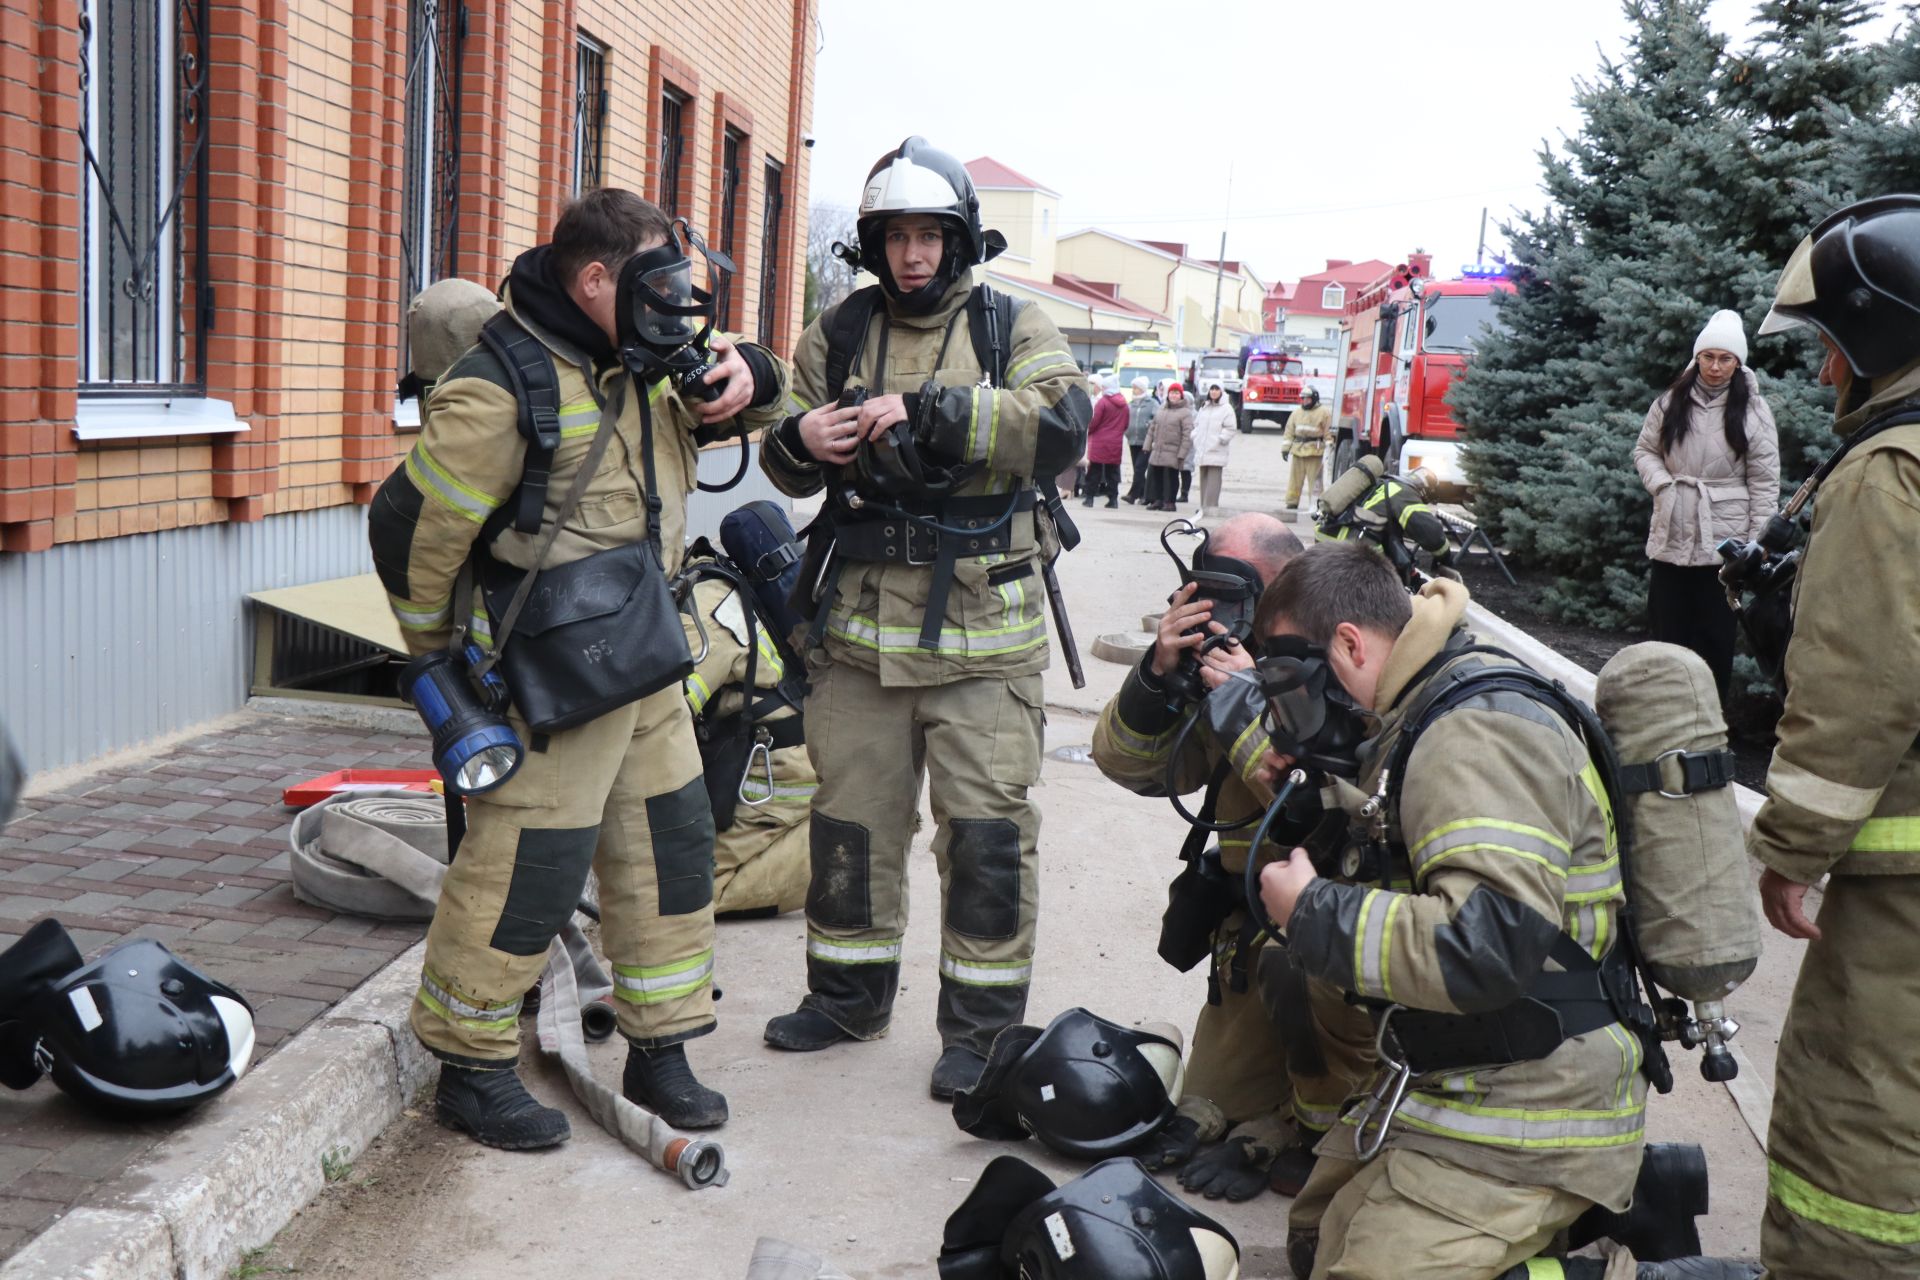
[
  {"left": 1249, "top": 543, "right": 1754, "bottom": 1280},
  {"left": 758, "top": 136, "right": 1090, "bottom": 1099},
  {"left": 368, "top": 189, "right": 791, "bottom": 1149}
]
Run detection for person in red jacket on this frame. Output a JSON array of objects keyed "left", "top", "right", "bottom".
[{"left": 1082, "top": 376, "right": 1130, "bottom": 508}]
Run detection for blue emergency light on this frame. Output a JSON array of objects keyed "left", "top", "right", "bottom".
[
  {"left": 398, "top": 646, "right": 523, "bottom": 795},
  {"left": 1460, "top": 263, "right": 1509, "bottom": 279}
]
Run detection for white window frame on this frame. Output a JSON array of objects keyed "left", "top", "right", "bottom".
[
  {"left": 1320, "top": 283, "right": 1345, "bottom": 310},
  {"left": 572, "top": 32, "right": 607, "bottom": 196}
]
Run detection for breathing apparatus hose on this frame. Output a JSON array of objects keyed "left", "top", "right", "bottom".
[
  {"left": 1241, "top": 771, "right": 1306, "bottom": 944},
  {"left": 1163, "top": 711, "right": 1262, "bottom": 833}
]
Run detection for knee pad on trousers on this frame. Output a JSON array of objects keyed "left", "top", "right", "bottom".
[
  {"left": 1256, "top": 944, "right": 1329, "bottom": 1078},
  {"left": 808, "top": 813, "right": 873, "bottom": 930},
  {"left": 490, "top": 824, "right": 600, "bottom": 955},
  {"left": 646, "top": 776, "right": 717, "bottom": 916},
  {"left": 944, "top": 818, "right": 1022, "bottom": 940}
]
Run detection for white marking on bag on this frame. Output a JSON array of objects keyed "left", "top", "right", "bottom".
[
  {"left": 1045, "top": 1212, "right": 1074, "bottom": 1259},
  {"left": 70, "top": 986, "right": 103, "bottom": 1032}
]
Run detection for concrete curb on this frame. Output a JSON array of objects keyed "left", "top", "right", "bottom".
[{"left": 0, "top": 942, "right": 432, "bottom": 1280}]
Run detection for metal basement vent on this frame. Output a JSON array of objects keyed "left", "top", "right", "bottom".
[{"left": 247, "top": 574, "right": 410, "bottom": 706}]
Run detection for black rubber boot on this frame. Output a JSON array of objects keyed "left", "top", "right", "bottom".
[
  {"left": 435, "top": 1063, "right": 570, "bottom": 1150},
  {"left": 622, "top": 1042, "right": 728, "bottom": 1129},
  {"left": 929, "top": 1045, "right": 986, "bottom": 1101},
  {"left": 764, "top": 1004, "right": 858, "bottom": 1051}
]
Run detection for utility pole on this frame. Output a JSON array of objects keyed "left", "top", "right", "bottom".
[
  {"left": 1209, "top": 163, "right": 1234, "bottom": 351},
  {"left": 1476, "top": 206, "right": 1488, "bottom": 267}
]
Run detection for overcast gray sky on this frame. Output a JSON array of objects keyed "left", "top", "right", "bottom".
[{"left": 807, "top": 0, "right": 1903, "bottom": 288}]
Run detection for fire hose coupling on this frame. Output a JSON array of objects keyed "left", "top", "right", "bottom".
[{"left": 663, "top": 1135, "right": 731, "bottom": 1189}]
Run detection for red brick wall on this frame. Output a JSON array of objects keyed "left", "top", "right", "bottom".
[{"left": 0, "top": 0, "right": 813, "bottom": 552}]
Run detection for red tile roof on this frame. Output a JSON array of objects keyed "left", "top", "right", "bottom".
[
  {"left": 1285, "top": 259, "right": 1394, "bottom": 315},
  {"left": 964, "top": 157, "right": 1059, "bottom": 195},
  {"left": 988, "top": 268, "right": 1171, "bottom": 323}
]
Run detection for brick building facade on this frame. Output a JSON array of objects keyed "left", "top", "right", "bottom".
[{"left": 0, "top": 0, "right": 815, "bottom": 771}]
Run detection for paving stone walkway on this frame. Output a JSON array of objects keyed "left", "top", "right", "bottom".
[{"left": 0, "top": 710, "right": 432, "bottom": 1260}]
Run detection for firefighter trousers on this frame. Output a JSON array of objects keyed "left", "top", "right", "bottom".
[
  {"left": 1185, "top": 927, "right": 1375, "bottom": 1135},
  {"left": 797, "top": 659, "right": 1044, "bottom": 1057},
  {"left": 1291, "top": 1147, "right": 1607, "bottom": 1280},
  {"left": 1764, "top": 874, "right": 1920, "bottom": 1279},
  {"left": 712, "top": 742, "right": 813, "bottom": 917},
  {"left": 1287, "top": 452, "right": 1327, "bottom": 509},
  {"left": 409, "top": 684, "right": 718, "bottom": 1064}
]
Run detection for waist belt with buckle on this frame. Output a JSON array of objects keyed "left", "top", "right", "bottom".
[{"left": 827, "top": 491, "right": 1036, "bottom": 651}]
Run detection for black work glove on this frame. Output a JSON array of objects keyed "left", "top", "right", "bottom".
[
  {"left": 1177, "top": 1136, "right": 1274, "bottom": 1202},
  {"left": 1131, "top": 1115, "right": 1204, "bottom": 1170}
]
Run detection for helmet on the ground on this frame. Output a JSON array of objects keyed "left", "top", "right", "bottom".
[
  {"left": 1759, "top": 194, "right": 1920, "bottom": 378},
  {"left": 952, "top": 1008, "right": 1183, "bottom": 1159},
  {"left": 939, "top": 1155, "right": 1240, "bottom": 1280},
  {"left": 855, "top": 138, "right": 1003, "bottom": 312},
  {"left": 1, "top": 921, "right": 256, "bottom": 1115}
]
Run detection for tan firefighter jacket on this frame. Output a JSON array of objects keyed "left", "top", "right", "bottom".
[
  {"left": 681, "top": 576, "right": 813, "bottom": 915},
  {"left": 369, "top": 266, "right": 790, "bottom": 658},
  {"left": 1751, "top": 357, "right": 1920, "bottom": 883},
  {"left": 758, "top": 271, "right": 1090, "bottom": 686},
  {"left": 1286, "top": 579, "right": 1645, "bottom": 1210}
]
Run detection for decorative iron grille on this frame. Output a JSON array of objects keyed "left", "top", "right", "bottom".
[
  {"left": 76, "top": 0, "right": 209, "bottom": 391},
  {"left": 716, "top": 127, "right": 743, "bottom": 330},
  {"left": 573, "top": 35, "right": 607, "bottom": 194},
  {"left": 399, "top": 0, "right": 463, "bottom": 375},
  {"left": 758, "top": 157, "right": 784, "bottom": 346},
  {"left": 658, "top": 88, "right": 686, "bottom": 219}
]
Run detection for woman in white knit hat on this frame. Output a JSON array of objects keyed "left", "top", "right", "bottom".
[{"left": 1632, "top": 307, "right": 1781, "bottom": 701}]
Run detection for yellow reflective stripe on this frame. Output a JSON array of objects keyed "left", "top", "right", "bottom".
[
  {"left": 1579, "top": 760, "right": 1618, "bottom": 853},
  {"left": 985, "top": 389, "right": 1003, "bottom": 468},
  {"left": 391, "top": 596, "right": 451, "bottom": 631},
  {"left": 418, "top": 966, "right": 522, "bottom": 1030},
  {"left": 1411, "top": 817, "right": 1570, "bottom": 860},
  {"left": 1006, "top": 348, "right": 1075, "bottom": 388},
  {"left": 611, "top": 950, "right": 715, "bottom": 1003},
  {"left": 1849, "top": 818, "right": 1920, "bottom": 852},
  {"left": 1395, "top": 1090, "right": 1644, "bottom": 1149},
  {"left": 684, "top": 672, "right": 713, "bottom": 714},
  {"left": 827, "top": 612, "right": 1047, "bottom": 658},
  {"left": 1379, "top": 893, "right": 1403, "bottom": 1002},
  {"left": 940, "top": 952, "right": 1034, "bottom": 987},
  {"left": 557, "top": 400, "right": 601, "bottom": 438},
  {"left": 1227, "top": 717, "right": 1268, "bottom": 783},
  {"left": 1525, "top": 1261, "right": 1566, "bottom": 1280},
  {"left": 1104, "top": 704, "right": 1186, "bottom": 761},
  {"left": 406, "top": 441, "right": 503, "bottom": 523},
  {"left": 808, "top": 934, "right": 903, "bottom": 965},
  {"left": 967, "top": 386, "right": 989, "bottom": 462},
  {"left": 785, "top": 391, "right": 813, "bottom": 415},
  {"left": 1770, "top": 1159, "right": 1920, "bottom": 1245}
]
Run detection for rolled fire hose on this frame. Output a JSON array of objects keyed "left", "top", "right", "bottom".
[
  {"left": 744, "top": 1238, "right": 851, "bottom": 1279},
  {"left": 290, "top": 790, "right": 725, "bottom": 1189}
]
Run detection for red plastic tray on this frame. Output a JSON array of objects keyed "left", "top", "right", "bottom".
[{"left": 282, "top": 768, "right": 442, "bottom": 808}]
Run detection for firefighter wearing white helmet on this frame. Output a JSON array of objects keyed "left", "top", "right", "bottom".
[
  {"left": 1732, "top": 193, "right": 1920, "bottom": 1280},
  {"left": 759, "top": 137, "right": 1091, "bottom": 1100}
]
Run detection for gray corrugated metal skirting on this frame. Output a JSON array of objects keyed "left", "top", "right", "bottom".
[{"left": 0, "top": 442, "right": 787, "bottom": 776}]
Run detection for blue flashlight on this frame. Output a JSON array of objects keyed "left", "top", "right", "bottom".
[{"left": 398, "top": 648, "right": 524, "bottom": 795}]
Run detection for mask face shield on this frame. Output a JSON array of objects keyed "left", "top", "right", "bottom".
[
  {"left": 1255, "top": 634, "right": 1367, "bottom": 776},
  {"left": 614, "top": 220, "right": 735, "bottom": 356},
  {"left": 1189, "top": 547, "right": 1264, "bottom": 639}
]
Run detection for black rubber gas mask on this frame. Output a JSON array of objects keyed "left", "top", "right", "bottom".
[
  {"left": 615, "top": 219, "right": 736, "bottom": 399},
  {"left": 1254, "top": 634, "right": 1369, "bottom": 777},
  {"left": 1158, "top": 519, "right": 1264, "bottom": 706}
]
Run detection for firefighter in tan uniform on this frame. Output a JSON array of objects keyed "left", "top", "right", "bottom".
[
  {"left": 368, "top": 189, "right": 790, "bottom": 1149},
  {"left": 679, "top": 573, "right": 813, "bottom": 917},
  {"left": 1090, "top": 514, "right": 1375, "bottom": 1201},
  {"left": 758, "top": 138, "right": 1090, "bottom": 1099},
  {"left": 1736, "top": 196, "right": 1920, "bottom": 1280},
  {"left": 1256, "top": 546, "right": 1646, "bottom": 1280},
  {"left": 1281, "top": 388, "right": 1333, "bottom": 511}
]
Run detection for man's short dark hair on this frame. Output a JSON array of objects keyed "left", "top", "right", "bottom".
[
  {"left": 1255, "top": 541, "right": 1412, "bottom": 646},
  {"left": 549, "top": 188, "right": 672, "bottom": 285}
]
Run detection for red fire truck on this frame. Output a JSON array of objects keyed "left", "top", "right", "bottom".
[
  {"left": 1240, "top": 348, "right": 1311, "bottom": 431},
  {"left": 1331, "top": 252, "right": 1512, "bottom": 495}
]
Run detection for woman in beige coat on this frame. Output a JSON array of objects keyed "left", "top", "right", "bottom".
[
  {"left": 1143, "top": 382, "right": 1195, "bottom": 512},
  {"left": 1632, "top": 308, "right": 1780, "bottom": 700}
]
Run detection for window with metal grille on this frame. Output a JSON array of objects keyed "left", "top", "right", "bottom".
[
  {"left": 658, "top": 88, "right": 687, "bottom": 219},
  {"left": 715, "top": 127, "right": 745, "bottom": 331},
  {"left": 573, "top": 34, "right": 606, "bottom": 194},
  {"left": 399, "top": 0, "right": 463, "bottom": 382},
  {"left": 76, "top": 0, "right": 209, "bottom": 390},
  {"left": 758, "top": 157, "right": 784, "bottom": 346}
]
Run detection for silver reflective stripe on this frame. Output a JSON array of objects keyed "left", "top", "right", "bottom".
[
  {"left": 405, "top": 442, "right": 503, "bottom": 524},
  {"left": 611, "top": 950, "right": 715, "bottom": 1001},
  {"left": 808, "top": 934, "right": 903, "bottom": 965},
  {"left": 740, "top": 781, "right": 818, "bottom": 801},
  {"left": 420, "top": 968, "right": 521, "bottom": 1022},
  {"left": 1007, "top": 349, "right": 1076, "bottom": 389},
  {"left": 1103, "top": 703, "right": 1185, "bottom": 761},
  {"left": 1226, "top": 717, "right": 1268, "bottom": 780},
  {"left": 1396, "top": 1091, "right": 1644, "bottom": 1149},
  {"left": 940, "top": 952, "right": 1034, "bottom": 987},
  {"left": 1768, "top": 756, "right": 1885, "bottom": 822},
  {"left": 469, "top": 610, "right": 493, "bottom": 647},
  {"left": 1565, "top": 855, "right": 1624, "bottom": 904},
  {"left": 968, "top": 387, "right": 994, "bottom": 463},
  {"left": 827, "top": 612, "right": 1047, "bottom": 658},
  {"left": 392, "top": 597, "right": 451, "bottom": 631},
  {"left": 1353, "top": 889, "right": 1399, "bottom": 1000},
  {"left": 557, "top": 400, "right": 601, "bottom": 438},
  {"left": 1409, "top": 820, "right": 1571, "bottom": 882}
]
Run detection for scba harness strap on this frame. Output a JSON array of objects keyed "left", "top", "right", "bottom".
[{"left": 1370, "top": 644, "right": 1672, "bottom": 1090}]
